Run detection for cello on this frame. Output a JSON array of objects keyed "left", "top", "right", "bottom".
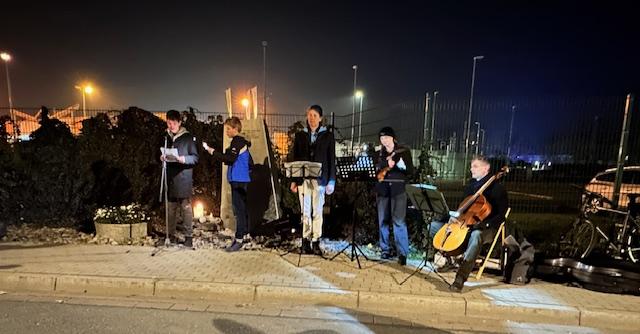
[{"left": 432, "top": 166, "right": 509, "bottom": 255}]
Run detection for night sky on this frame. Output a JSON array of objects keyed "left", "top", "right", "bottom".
[{"left": 1, "top": 1, "right": 639, "bottom": 116}]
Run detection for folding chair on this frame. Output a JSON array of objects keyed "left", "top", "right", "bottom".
[{"left": 475, "top": 208, "right": 511, "bottom": 280}]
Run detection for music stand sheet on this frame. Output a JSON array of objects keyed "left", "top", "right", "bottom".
[
  {"left": 336, "top": 156, "right": 376, "bottom": 181},
  {"left": 284, "top": 161, "right": 322, "bottom": 178},
  {"left": 406, "top": 184, "right": 450, "bottom": 220}
]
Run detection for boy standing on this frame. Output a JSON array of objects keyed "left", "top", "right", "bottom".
[{"left": 204, "top": 117, "right": 252, "bottom": 252}]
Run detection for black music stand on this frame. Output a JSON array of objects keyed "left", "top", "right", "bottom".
[
  {"left": 281, "top": 161, "right": 322, "bottom": 267},
  {"left": 398, "top": 183, "right": 450, "bottom": 285},
  {"left": 329, "top": 155, "right": 377, "bottom": 269}
]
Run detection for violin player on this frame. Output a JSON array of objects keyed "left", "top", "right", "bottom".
[{"left": 375, "top": 127, "right": 414, "bottom": 266}]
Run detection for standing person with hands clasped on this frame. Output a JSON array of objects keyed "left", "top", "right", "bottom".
[{"left": 290, "top": 105, "right": 336, "bottom": 256}]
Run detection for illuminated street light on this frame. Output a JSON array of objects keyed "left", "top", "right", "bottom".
[
  {"left": 355, "top": 90, "right": 364, "bottom": 145},
  {"left": 350, "top": 65, "right": 358, "bottom": 153},
  {"left": 463, "top": 55, "right": 484, "bottom": 183},
  {"left": 241, "top": 98, "right": 250, "bottom": 119},
  {"left": 474, "top": 121, "right": 481, "bottom": 155},
  {"left": 1, "top": 52, "right": 14, "bottom": 141},
  {"left": 75, "top": 84, "right": 94, "bottom": 118}
]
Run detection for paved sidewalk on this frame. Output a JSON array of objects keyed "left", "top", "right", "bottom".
[{"left": 1, "top": 243, "right": 639, "bottom": 331}]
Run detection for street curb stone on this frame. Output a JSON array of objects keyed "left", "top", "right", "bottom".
[
  {"left": 55, "top": 275, "right": 155, "bottom": 297},
  {"left": 155, "top": 280, "right": 255, "bottom": 302},
  {"left": 579, "top": 307, "right": 640, "bottom": 330},
  {"left": 358, "top": 291, "right": 466, "bottom": 315},
  {"left": 255, "top": 285, "right": 358, "bottom": 308},
  {"left": 465, "top": 299, "right": 580, "bottom": 325},
  {"left": 0, "top": 272, "right": 56, "bottom": 292},
  {"left": 0, "top": 271, "right": 637, "bottom": 330}
]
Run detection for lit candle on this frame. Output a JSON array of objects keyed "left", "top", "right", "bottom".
[{"left": 193, "top": 202, "right": 204, "bottom": 218}]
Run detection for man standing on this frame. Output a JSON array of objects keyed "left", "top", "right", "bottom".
[
  {"left": 375, "top": 127, "right": 414, "bottom": 266},
  {"left": 429, "top": 156, "right": 508, "bottom": 292},
  {"left": 290, "top": 105, "right": 336, "bottom": 256},
  {"left": 162, "top": 110, "right": 199, "bottom": 248}
]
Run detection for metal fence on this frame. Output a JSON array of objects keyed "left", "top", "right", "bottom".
[
  {"left": 2, "top": 94, "right": 638, "bottom": 215},
  {"left": 332, "top": 94, "right": 640, "bottom": 214}
]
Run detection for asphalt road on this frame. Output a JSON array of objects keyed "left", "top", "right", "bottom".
[
  {"left": 0, "top": 296, "right": 626, "bottom": 334},
  {"left": 0, "top": 299, "right": 459, "bottom": 334}
]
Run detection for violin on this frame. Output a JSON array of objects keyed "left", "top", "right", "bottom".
[{"left": 376, "top": 148, "right": 407, "bottom": 182}]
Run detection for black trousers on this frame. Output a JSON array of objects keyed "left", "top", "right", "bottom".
[{"left": 230, "top": 182, "right": 249, "bottom": 240}]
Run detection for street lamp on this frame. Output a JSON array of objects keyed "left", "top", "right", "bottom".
[
  {"left": 350, "top": 65, "right": 358, "bottom": 153},
  {"left": 480, "top": 128, "right": 485, "bottom": 155},
  {"left": 241, "top": 98, "right": 250, "bottom": 119},
  {"left": 507, "top": 105, "right": 516, "bottom": 159},
  {"left": 75, "top": 84, "right": 94, "bottom": 118},
  {"left": 474, "top": 121, "right": 481, "bottom": 155},
  {"left": 430, "top": 90, "right": 439, "bottom": 150},
  {"left": 463, "top": 55, "right": 484, "bottom": 182},
  {"left": 355, "top": 90, "right": 364, "bottom": 145},
  {"left": 1, "top": 52, "right": 14, "bottom": 141},
  {"left": 262, "top": 41, "right": 268, "bottom": 119}
]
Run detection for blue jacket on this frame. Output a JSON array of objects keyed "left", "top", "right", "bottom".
[{"left": 214, "top": 136, "right": 252, "bottom": 183}]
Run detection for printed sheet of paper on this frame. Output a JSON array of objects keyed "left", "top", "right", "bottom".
[{"left": 160, "top": 148, "right": 179, "bottom": 162}]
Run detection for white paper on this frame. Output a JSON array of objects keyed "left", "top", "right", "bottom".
[{"left": 160, "top": 148, "right": 179, "bottom": 162}]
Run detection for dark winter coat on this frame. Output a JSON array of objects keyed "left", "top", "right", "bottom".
[
  {"left": 375, "top": 143, "right": 414, "bottom": 197},
  {"left": 292, "top": 125, "right": 336, "bottom": 187},
  {"left": 165, "top": 127, "right": 199, "bottom": 199},
  {"left": 464, "top": 174, "right": 509, "bottom": 231}
]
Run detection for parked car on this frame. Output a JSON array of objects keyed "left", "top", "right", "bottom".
[{"left": 584, "top": 166, "right": 640, "bottom": 208}]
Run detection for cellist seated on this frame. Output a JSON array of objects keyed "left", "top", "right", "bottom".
[{"left": 428, "top": 155, "right": 508, "bottom": 293}]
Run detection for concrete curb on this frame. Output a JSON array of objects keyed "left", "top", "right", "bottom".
[
  {"left": 578, "top": 307, "right": 640, "bottom": 330},
  {"left": 255, "top": 285, "right": 358, "bottom": 308},
  {"left": 0, "top": 272, "right": 56, "bottom": 292},
  {"left": 0, "top": 271, "right": 635, "bottom": 329},
  {"left": 155, "top": 280, "right": 255, "bottom": 302},
  {"left": 358, "top": 291, "right": 466, "bottom": 315},
  {"left": 55, "top": 275, "right": 155, "bottom": 297},
  {"left": 465, "top": 299, "right": 580, "bottom": 325}
]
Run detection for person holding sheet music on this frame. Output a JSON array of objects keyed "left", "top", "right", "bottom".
[
  {"left": 290, "top": 105, "right": 336, "bottom": 256},
  {"left": 160, "top": 110, "right": 199, "bottom": 248},
  {"left": 375, "top": 127, "right": 414, "bottom": 266}
]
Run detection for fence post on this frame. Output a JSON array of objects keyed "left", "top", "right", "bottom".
[
  {"left": 612, "top": 94, "right": 635, "bottom": 208},
  {"left": 422, "top": 92, "right": 430, "bottom": 147},
  {"left": 330, "top": 111, "right": 335, "bottom": 133}
]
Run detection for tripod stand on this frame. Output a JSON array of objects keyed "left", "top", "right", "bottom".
[
  {"left": 329, "top": 156, "right": 377, "bottom": 269},
  {"left": 399, "top": 183, "right": 450, "bottom": 284},
  {"left": 280, "top": 161, "right": 322, "bottom": 267},
  {"left": 151, "top": 137, "right": 173, "bottom": 257}
]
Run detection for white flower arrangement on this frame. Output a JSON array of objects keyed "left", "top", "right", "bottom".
[{"left": 93, "top": 204, "right": 151, "bottom": 225}]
